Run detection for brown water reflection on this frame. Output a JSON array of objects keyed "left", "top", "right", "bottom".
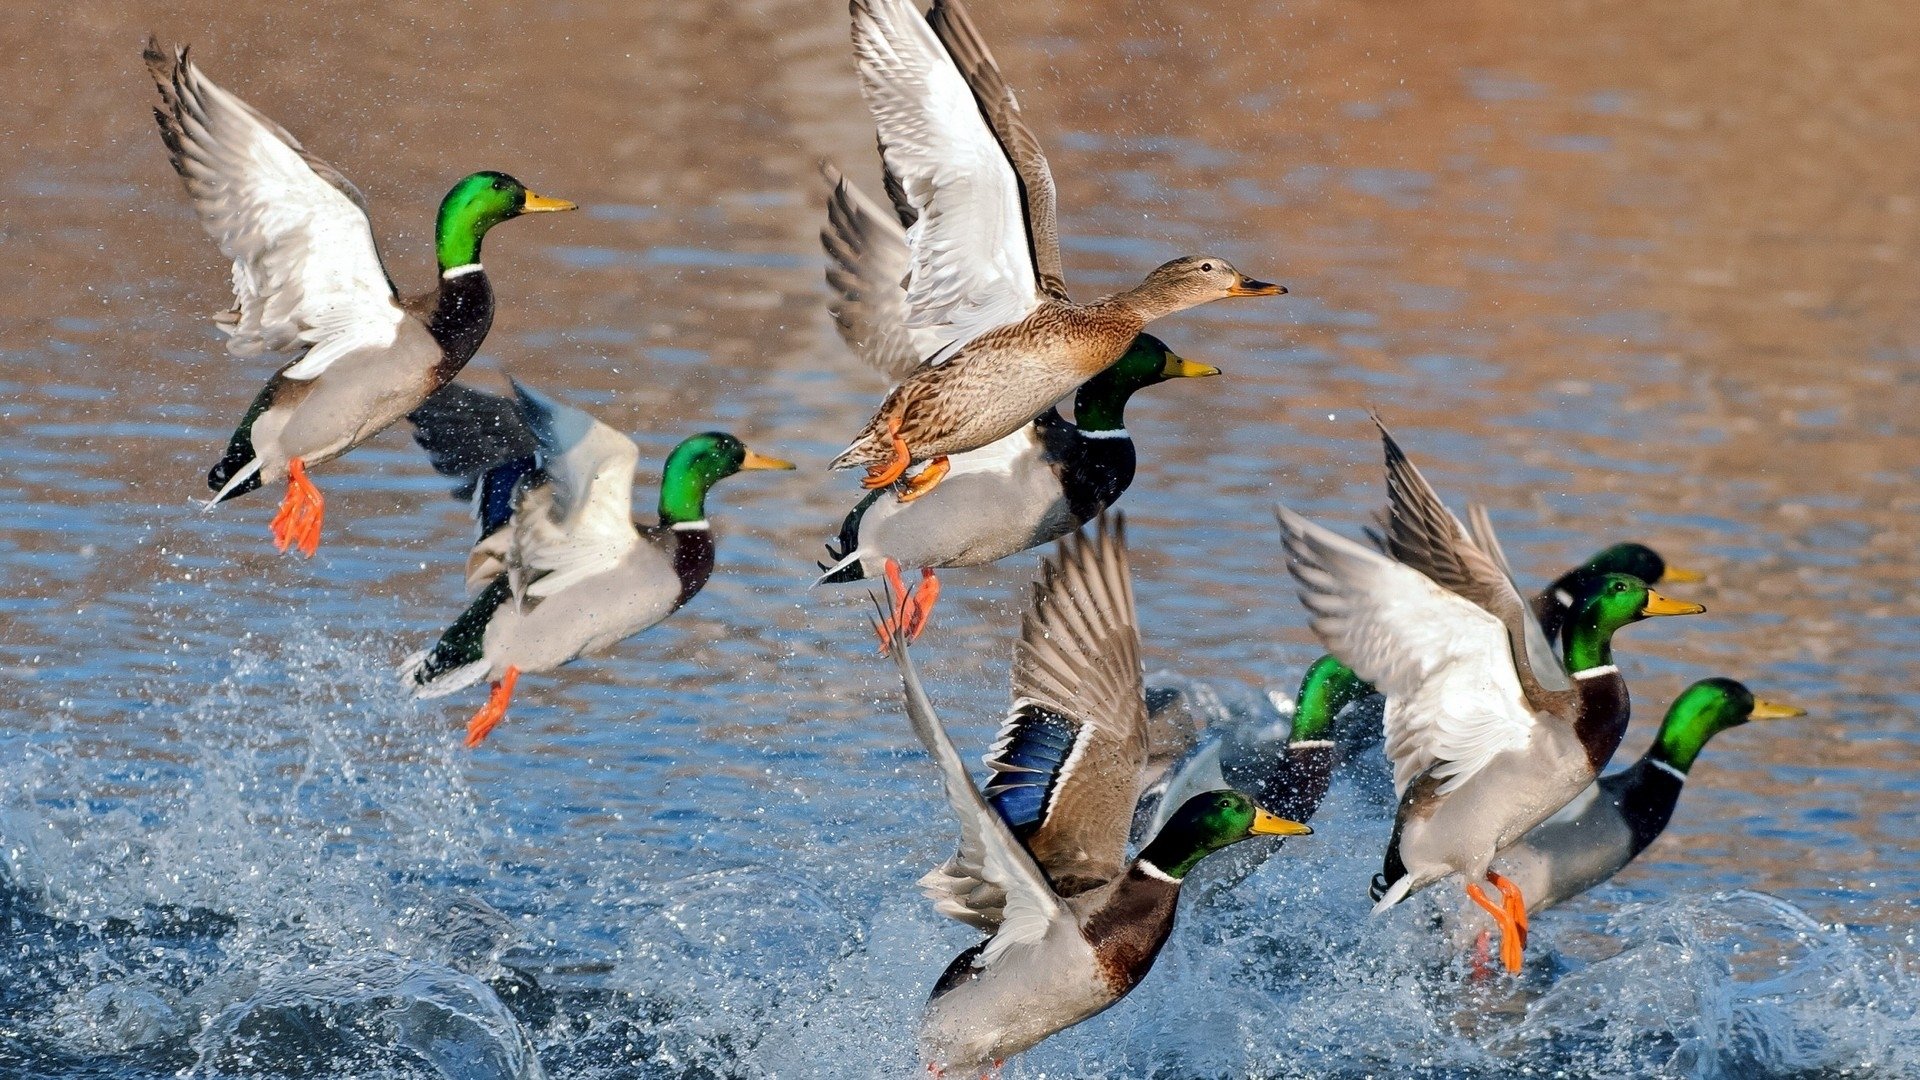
[{"left": 1, "top": 0, "right": 1917, "bottom": 1071}]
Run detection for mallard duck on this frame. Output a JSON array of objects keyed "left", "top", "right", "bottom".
[
  {"left": 874, "top": 514, "right": 1310, "bottom": 1074},
  {"left": 829, "top": 0, "right": 1283, "bottom": 503},
  {"left": 1275, "top": 540, "right": 1699, "bottom": 756},
  {"left": 1275, "top": 421, "right": 1704, "bottom": 973},
  {"left": 1133, "top": 656, "right": 1377, "bottom": 850},
  {"left": 1535, "top": 542, "right": 1703, "bottom": 643},
  {"left": 145, "top": 39, "right": 575, "bottom": 557},
  {"left": 1448, "top": 678, "right": 1801, "bottom": 946},
  {"left": 400, "top": 382, "right": 792, "bottom": 746},
  {"left": 815, "top": 168, "right": 1218, "bottom": 646}
]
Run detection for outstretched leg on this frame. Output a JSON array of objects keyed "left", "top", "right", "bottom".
[
  {"left": 874, "top": 560, "right": 939, "bottom": 656},
  {"left": 903, "top": 567, "right": 941, "bottom": 639},
  {"left": 1486, "top": 869, "right": 1529, "bottom": 952},
  {"left": 1465, "top": 878, "right": 1527, "bottom": 974},
  {"left": 897, "top": 455, "right": 950, "bottom": 504},
  {"left": 465, "top": 666, "right": 521, "bottom": 748},
  {"left": 861, "top": 415, "right": 912, "bottom": 490},
  {"left": 270, "top": 457, "right": 326, "bottom": 558}
]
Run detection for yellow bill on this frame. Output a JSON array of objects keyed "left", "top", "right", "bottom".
[
  {"left": 1161, "top": 352, "right": 1221, "bottom": 379},
  {"left": 741, "top": 448, "right": 797, "bottom": 471},
  {"left": 1250, "top": 807, "right": 1313, "bottom": 837},
  {"left": 1641, "top": 590, "right": 1706, "bottom": 617},
  {"left": 522, "top": 191, "right": 578, "bottom": 213},
  {"left": 1750, "top": 698, "right": 1807, "bottom": 720}
]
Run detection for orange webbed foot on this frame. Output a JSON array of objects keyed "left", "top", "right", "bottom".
[
  {"left": 1466, "top": 876, "right": 1527, "bottom": 974},
  {"left": 861, "top": 415, "right": 911, "bottom": 490},
  {"left": 270, "top": 458, "right": 325, "bottom": 558},
  {"left": 896, "top": 456, "right": 950, "bottom": 504},
  {"left": 902, "top": 567, "right": 940, "bottom": 640},
  {"left": 464, "top": 666, "right": 520, "bottom": 748},
  {"left": 1487, "top": 869, "right": 1529, "bottom": 952},
  {"left": 874, "top": 560, "right": 937, "bottom": 656}
]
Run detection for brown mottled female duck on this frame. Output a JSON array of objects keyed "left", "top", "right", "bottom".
[{"left": 829, "top": 0, "right": 1283, "bottom": 505}]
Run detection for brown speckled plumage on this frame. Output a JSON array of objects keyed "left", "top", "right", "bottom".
[{"left": 832, "top": 301, "right": 1143, "bottom": 468}]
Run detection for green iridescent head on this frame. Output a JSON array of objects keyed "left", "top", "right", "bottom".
[
  {"left": 1072, "top": 333, "right": 1218, "bottom": 432},
  {"left": 1137, "top": 790, "right": 1310, "bottom": 879},
  {"left": 1555, "top": 542, "right": 1704, "bottom": 596},
  {"left": 1652, "top": 678, "right": 1804, "bottom": 773},
  {"left": 435, "top": 171, "right": 576, "bottom": 271},
  {"left": 1562, "top": 572, "right": 1706, "bottom": 671},
  {"left": 657, "top": 432, "right": 795, "bottom": 525},
  {"left": 1291, "top": 655, "right": 1374, "bottom": 743}
]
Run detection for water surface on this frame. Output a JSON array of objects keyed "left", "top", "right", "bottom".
[{"left": 2, "top": 0, "right": 1918, "bottom": 1075}]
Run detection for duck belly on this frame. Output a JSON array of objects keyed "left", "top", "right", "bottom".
[
  {"left": 896, "top": 330, "right": 1133, "bottom": 460},
  {"left": 259, "top": 327, "right": 441, "bottom": 473},
  {"left": 858, "top": 460, "right": 1075, "bottom": 572},
  {"left": 1397, "top": 745, "right": 1593, "bottom": 889},
  {"left": 479, "top": 570, "right": 680, "bottom": 679},
  {"left": 920, "top": 931, "right": 1115, "bottom": 1074}
]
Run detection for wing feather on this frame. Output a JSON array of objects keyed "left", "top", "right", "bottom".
[
  {"left": 504, "top": 382, "right": 641, "bottom": 601},
  {"left": 1372, "top": 418, "right": 1573, "bottom": 698},
  {"left": 874, "top": 597, "right": 1067, "bottom": 963},
  {"left": 984, "top": 513, "right": 1145, "bottom": 892},
  {"left": 819, "top": 164, "right": 952, "bottom": 381},
  {"left": 925, "top": 0, "right": 1068, "bottom": 300},
  {"left": 145, "top": 39, "right": 402, "bottom": 380},
  {"left": 850, "top": 0, "right": 1044, "bottom": 351},
  {"left": 1275, "top": 505, "right": 1539, "bottom": 796}
]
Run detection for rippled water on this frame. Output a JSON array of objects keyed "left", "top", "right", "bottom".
[{"left": 3, "top": 0, "right": 1918, "bottom": 1076}]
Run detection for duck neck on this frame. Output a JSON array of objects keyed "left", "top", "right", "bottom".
[
  {"left": 657, "top": 466, "right": 715, "bottom": 528},
  {"left": 425, "top": 267, "right": 495, "bottom": 381},
  {"left": 1610, "top": 761, "right": 1685, "bottom": 855},
  {"left": 1562, "top": 611, "right": 1617, "bottom": 676},
  {"left": 1070, "top": 368, "right": 1142, "bottom": 434},
  {"left": 1098, "top": 282, "right": 1179, "bottom": 326}
]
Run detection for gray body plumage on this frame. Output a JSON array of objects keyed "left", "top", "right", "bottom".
[{"left": 821, "top": 427, "right": 1076, "bottom": 581}]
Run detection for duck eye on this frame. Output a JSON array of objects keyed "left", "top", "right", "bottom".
[{"left": 1200, "top": 262, "right": 1214, "bottom": 272}]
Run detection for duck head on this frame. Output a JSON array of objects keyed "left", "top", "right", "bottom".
[
  {"left": 1290, "top": 654, "right": 1375, "bottom": 743},
  {"left": 1120, "top": 256, "right": 1285, "bottom": 320},
  {"left": 1652, "top": 678, "right": 1804, "bottom": 773},
  {"left": 1562, "top": 542, "right": 1705, "bottom": 595},
  {"left": 1137, "top": 790, "right": 1310, "bottom": 879},
  {"left": 1561, "top": 572, "right": 1706, "bottom": 671},
  {"left": 1072, "top": 333, "right": 1219, "bottom": 431},
  {"left": 436, "top": 171, "right": 576, "bottom": 272},
  {"left": 658, "top": 432, "right": 795, "bottom": 525}
]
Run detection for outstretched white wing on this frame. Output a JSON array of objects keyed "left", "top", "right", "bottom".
[
  {"left": 1276, "top": 506, "right": 1539, "bottom": 796},
  {"left": 146, "top": 40, "right": 403, "bottom": 380},
  {"left": 850, "top": 0, "right": 1045, "bottom": 352},
  {"left": 507, "top": 382, "right": 641, "bottom": 600}
]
